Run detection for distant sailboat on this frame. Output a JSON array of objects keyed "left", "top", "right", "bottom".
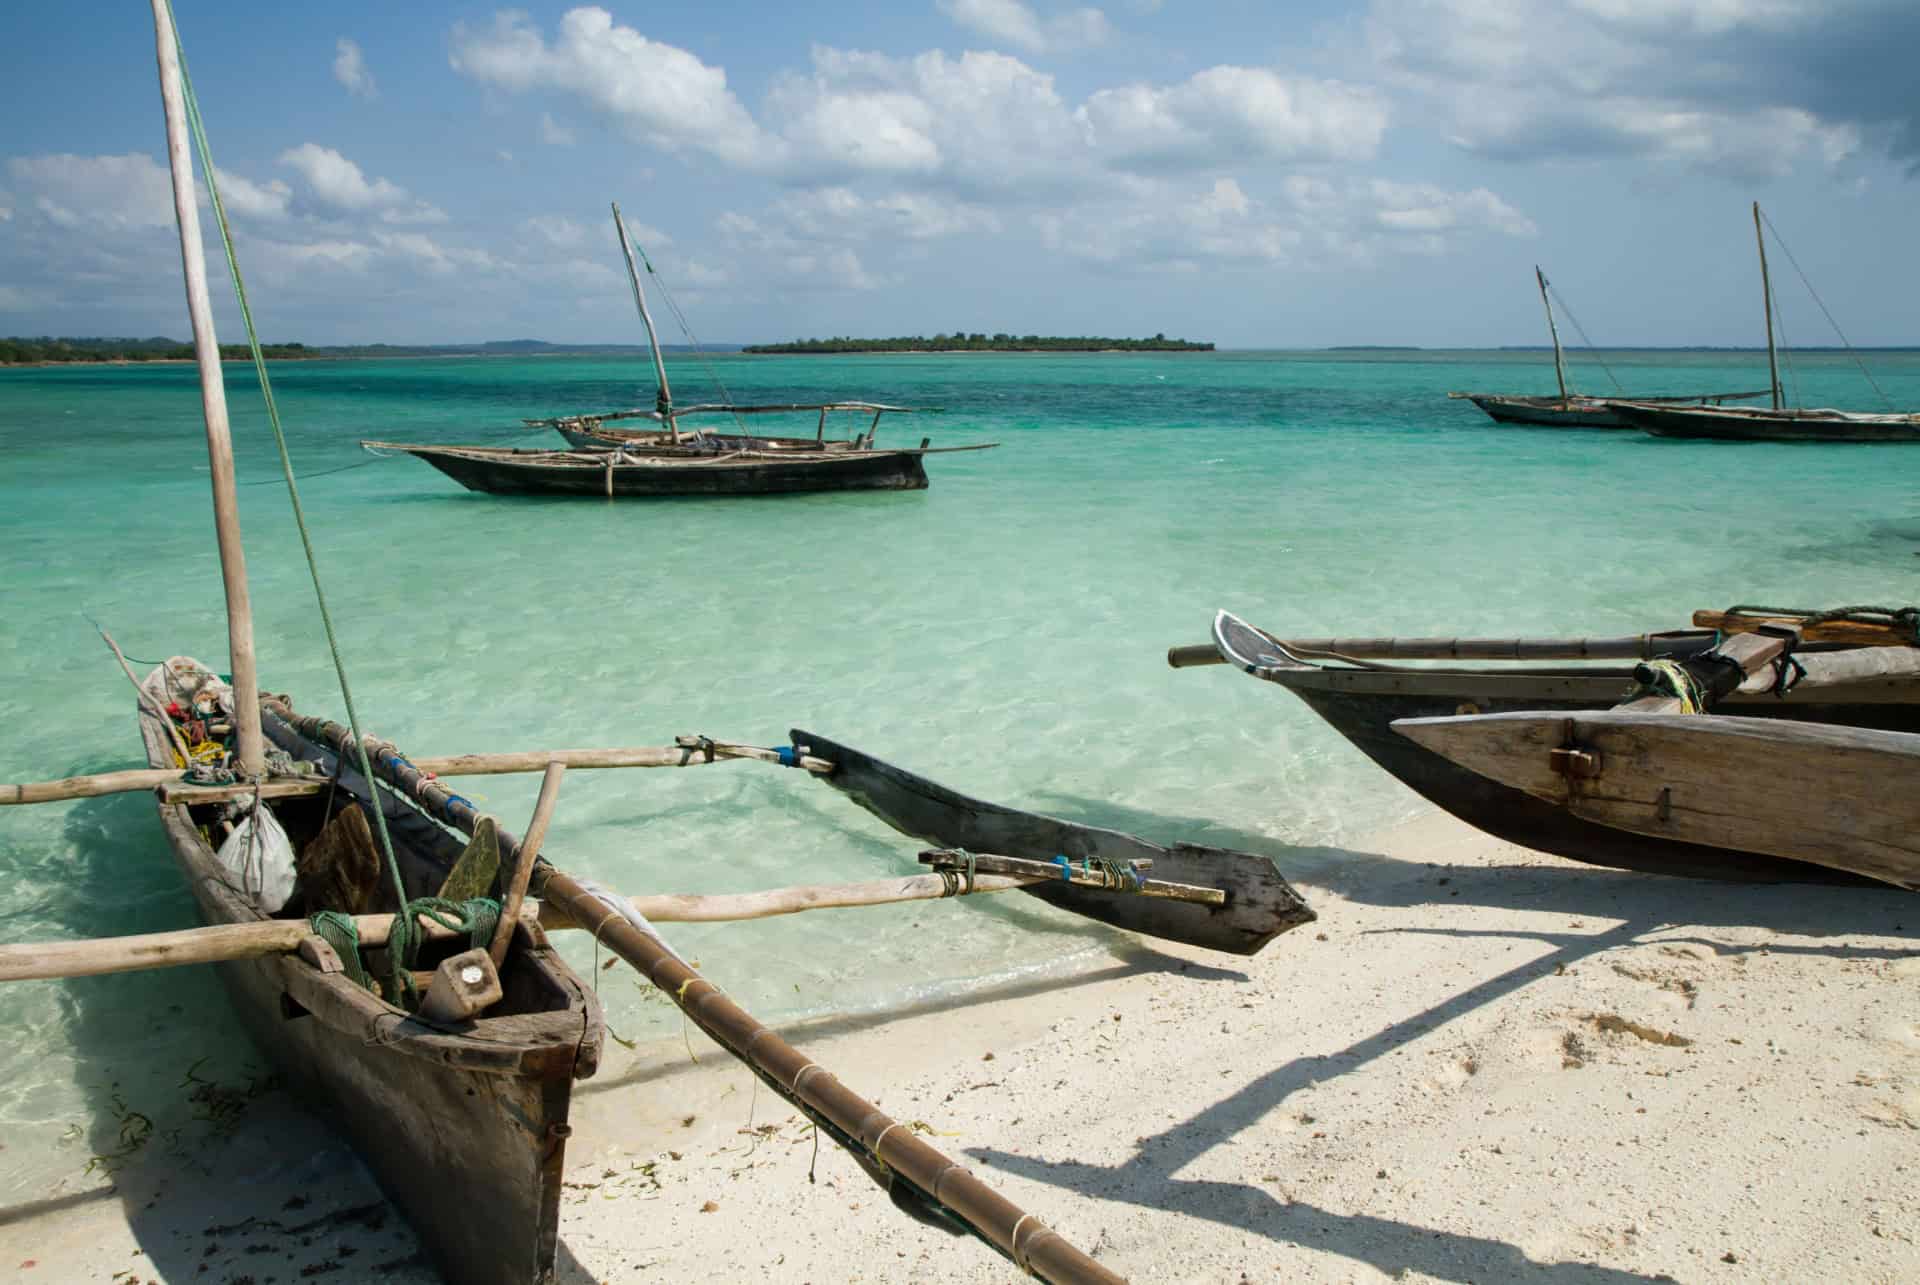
[
  {"left": 1614, "top": 203, "right": 1920, "bottom": 442},
  {"left": 1450, "top": 266, "right": 1770, "bottom": 429}
]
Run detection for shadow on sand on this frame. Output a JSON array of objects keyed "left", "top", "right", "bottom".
[{"left": 959, "top": 793, "right": 1916, "bottom": 1280}]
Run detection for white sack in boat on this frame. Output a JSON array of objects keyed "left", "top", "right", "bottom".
[{"left": 217, "top": 805, "right": 298, "bottom": 914}]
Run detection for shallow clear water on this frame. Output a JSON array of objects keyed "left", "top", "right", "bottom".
[{"left": 1, "top": 347, "right": 1916, "bottom": 1192}]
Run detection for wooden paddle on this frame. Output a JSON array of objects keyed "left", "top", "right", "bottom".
[
  {"left": 486, "top": 762, "right": 564, "bottom": 969},
  {"left": 1695, "top": 609, "right": 1914, "bottom": 647}
]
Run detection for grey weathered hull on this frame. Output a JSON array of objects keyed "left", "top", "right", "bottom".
[
  {"left": 393, "top": 444, "right": 929, "bottom": 496},
  {"left": 1465, "top": 394, "right": 1630, "bottom": 428},
  {"left": 791, "top": 728, "right": 1315, "bottom": 955},
  {"left": 1210, "top": 615, "right": 1920, "bottom": 884},
  {"left": 141, "top": 696, "right": 601, "bottom": 1284},
  {"left": 1617, "top": 401, "right": 1920, "bottom": 443}
]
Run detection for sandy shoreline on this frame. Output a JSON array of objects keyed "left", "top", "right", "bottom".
[{"left": 5, "top": 809, "right": 1916, "bottom": 1282}]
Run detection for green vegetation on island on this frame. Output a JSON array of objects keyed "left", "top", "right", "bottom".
[
  {"left": 1, "top": 336, "right": 315, "bottom": 364},
  {"left": 1, "top": 337, "right": 737, "bottom": 365},
  {"left": 743, "top": 333, "right": 1214, "bottom": 354}
]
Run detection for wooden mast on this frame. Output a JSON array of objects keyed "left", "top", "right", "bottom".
[
  {"left": 611, "top": 201, "right": 679, "bottom": 444},
  {"left": 1535, "top": 266, "right": 1569, "bottom": 402},
  {"left": 1754, "top": 201, "right": 1782, "bottom": 410},
  {"left": 150, "top": 0, "right": 264, "bottom": 779}
]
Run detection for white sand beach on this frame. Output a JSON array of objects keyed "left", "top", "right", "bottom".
[{"left": 5, "top": 810, "right": 1917, "bottom": 1283}]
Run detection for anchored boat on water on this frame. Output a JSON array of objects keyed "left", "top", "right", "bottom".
[
  {"left": 1449, "top": 265, "right": 1768, "bottom": 428},
  {"left": 1614, "top": 203, "right": 1920, "bottom": 443},
  {"left": 1175, "top": 607, "right": 1920, "bottom": 887},
  {"left": 370, "top": 204, "right": 995, "bottom": 497}
]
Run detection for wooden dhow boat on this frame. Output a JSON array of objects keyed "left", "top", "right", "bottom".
[
  {"left": 1174, "top": 607, "right": 1920, "bottom": 884},
  {"left": 358, "top": 438, "right": 987, "bottom": 496},
  {"left": 0, "top": 9, "right": 1312, "bottom": 1281},
  {"left": 1614, "top": 203, "right": 1918, "bottom": 443},
  {"left": 1449, "top": 266, "right": 1768, "bottom": 429},
  {"left": 371, "top": 205, "right": 994, "bottom": 497}
]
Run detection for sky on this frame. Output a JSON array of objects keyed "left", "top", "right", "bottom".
[{"left": 0, "top": 0, "right": 1916, "bottom": 348}]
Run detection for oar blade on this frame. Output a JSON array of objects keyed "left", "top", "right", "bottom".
[{"left": 790, "top": 728, "right": 1315, "bottom": 955}]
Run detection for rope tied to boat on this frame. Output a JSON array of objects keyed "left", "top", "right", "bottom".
[
  {"left": 308, "top": 898, "right": 500, "bottom": 996},
  {"left": 933, "top": 849, "right": 978, "bottom": 897},
  {"left": 1721, "top": 603, "right": 1919, "bottom": 644},
  {"left": 1629, "top": 658, "right": 1708, "bottom": 713}
]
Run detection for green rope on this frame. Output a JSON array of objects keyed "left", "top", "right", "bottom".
[
  {"left": 309, "top": 900, "right": 499, "bottom": 997},
  {"left": 309, "top": 910, "right": 371, "bottom": 989},
  {"left": 1722, "top": 603, "right": 1919, "bottom": 644},
  {"left": 1633, "top": 659, "right": 1707, "bottom": 713},
  {"left": 165, "top": 4, "right": 415, "bottom": 1004}
]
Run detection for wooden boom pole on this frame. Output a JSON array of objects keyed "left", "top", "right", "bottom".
[
  {"left": 612, "top": 201, "right": 679, "bottom": 444},
  {"left": 1536, "top": 265, "right": 1569, "bottom": 402},
  {"left": 151, "top": 0, "right": 264, "bottom": 779},
  {"left": 1754, "top": 201, "right": 1781, "bottom": 410}
]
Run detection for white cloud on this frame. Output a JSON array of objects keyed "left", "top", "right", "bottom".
[
  {"left": 279, "top": 143, "right": 406, "bottom": 210},
  {"left": 334, "top": 38, "right": 377, "bottom": 100},
  {"left": 1036, "top": 172, "right": 1535, "bottom": 269},
  {"left": 1081, "top": 67, "right": 1389, "bottom": 169},
  {"left": 1361, "top": 0, "right": 1907, "bottom": 177},
  {"left": 450, "top": 8, "right": 775, "bottom": 169},
  {"left": 936, "top": 0, "right": 1112, "bottom": 53},
  {"left": 525, "top": 214, "right": 589, "bottom": 249},
  {"left": 8, "top": 153, "right": 175, "bottom": 229},
  {"left": 213, "top": 167, "right": 291, "bottom": 219},
  {"left": 373, "top": 231, "right": 504, "bottom": 275},
  {"left": 539, "top": 113, "right": 576, "bottom": 146}
]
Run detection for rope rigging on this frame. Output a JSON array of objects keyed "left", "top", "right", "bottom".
[
  {"left": 618, "top": 218, "right": 752, "bottom": 436},
  {"left": 1543, "top": 281, "right": 1625, "bottom": 394},
  {"left": 1758, "top": 209, "right": 1894, "bottom": 410},
  {"left": 167, "top": 7, "right": 441, "bottom": 1005}
]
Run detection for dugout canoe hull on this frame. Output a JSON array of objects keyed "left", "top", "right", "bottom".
[
  {"left": 370, "top": 442, "right": 930, "bottom": 496},
  {"left": 1209, "top": 612, "right": 1920, "bottom": 884},
  {"left": 1458, "top": 394, "right": 1632, "bottom": 428},
  {"left": 790, "top": 728, "right": 1315, "bottom": 955},
  {"left": 139, "top": 664, "right": 602, "bottom": 1285},
  {"left": 1615, "top": 401, "right": 1920, "bottom": 443}
]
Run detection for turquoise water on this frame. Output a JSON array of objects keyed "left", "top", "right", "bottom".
[{"left": 1, "top": 348, "right": 1916, "bottom": 1194}]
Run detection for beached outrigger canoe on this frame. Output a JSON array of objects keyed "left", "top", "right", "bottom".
[
  {"left": 1176, "top": 608, "right": 1920, "bottom": 885},
  {"left": 0, "top": 8, "right": 1313, "bottom": 1282}
]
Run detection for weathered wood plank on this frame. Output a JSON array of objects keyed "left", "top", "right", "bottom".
[{"left": 1392, "top": 711, "right": 1920, "bottom": 888}]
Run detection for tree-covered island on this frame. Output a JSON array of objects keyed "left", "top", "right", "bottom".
[
  {"left": 0, "top": 336, "right": 315, "bottom": 364},
  {"left": 743, "top": 333, "right": 1213, "bottom": 353}
]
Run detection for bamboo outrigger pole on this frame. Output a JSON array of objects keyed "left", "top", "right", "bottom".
[
  {"left": 152, "top": 0, "right": 264, "bottom": 780},
  {"left": 612, "top": 200, "right": 678, "bottom": 444},
  {"left": 534, "top": 864, "right": 1125, "bottom": 1284}
]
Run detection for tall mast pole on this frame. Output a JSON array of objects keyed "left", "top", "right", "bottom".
[
  {"left": 1753, "top": 201, "right": 1781, "bottom": 410},
  {"left": 612, "top": 202, "right": 678, "bottom": 445},
  {"left": 1535, "top": 265, "right": 1569, "bottom": 402},
  {"left": 150, "top": 0, "right": 264, "bottom": 778}
]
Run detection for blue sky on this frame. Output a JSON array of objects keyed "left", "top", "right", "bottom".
[{"left": 1, "top": 0, "right": 1915, "bottom": 347}]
